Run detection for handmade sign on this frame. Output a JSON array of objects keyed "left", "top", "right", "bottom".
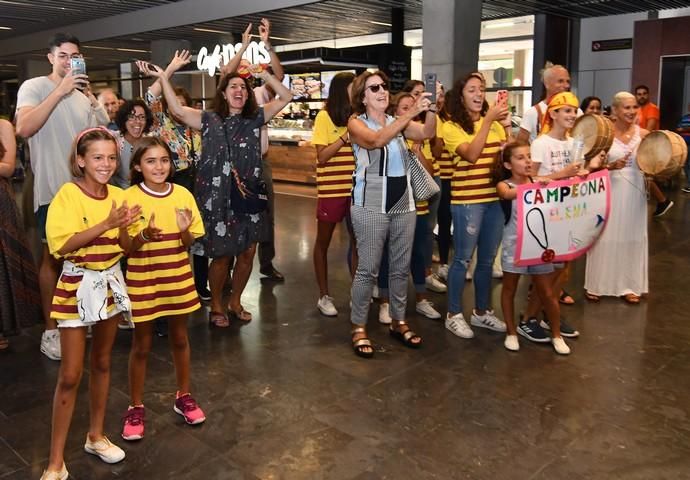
[{"left": 515, "top": 170, "right": 611, "bottom": 266}]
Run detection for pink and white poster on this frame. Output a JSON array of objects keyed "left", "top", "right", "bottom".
[{"left": 515, "top": 170, "right": 611, "bottom": 266}]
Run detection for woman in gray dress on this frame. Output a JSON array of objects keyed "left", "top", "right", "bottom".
[{"left": 138, "top": 63, "right": 290, "bottom": 327}]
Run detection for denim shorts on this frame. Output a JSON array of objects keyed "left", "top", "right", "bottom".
[{"left": 501, "top": 235, "right": 554, "bottom": 275}]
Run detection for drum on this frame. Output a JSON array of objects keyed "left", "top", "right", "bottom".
[
  {"left": 571, "top": 114, "right": 614, "bottom": 160},
  {"left": 637, "top": 130, "right": 688, "bottom": 178}
]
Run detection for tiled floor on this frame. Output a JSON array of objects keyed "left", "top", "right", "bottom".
[{"left": 1, "top": 183, "right": 689, "bottom": 479}]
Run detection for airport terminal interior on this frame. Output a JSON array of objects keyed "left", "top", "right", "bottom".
[{"left": 1, "top": 1, "right": 690, "bottom": 479}]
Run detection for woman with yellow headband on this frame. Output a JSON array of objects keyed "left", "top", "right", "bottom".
[{"left": 516, "top": 91, "right": 586, "bottom": 347}]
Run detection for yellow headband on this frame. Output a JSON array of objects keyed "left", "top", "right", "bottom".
[{"left": 540, "top": 91, "right": 579, "bottom": 135}]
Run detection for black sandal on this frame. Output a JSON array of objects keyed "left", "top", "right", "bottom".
[
  {"left": 351, "top": 327, "right": 374, "bottom": 358},
  {"left": 389, "top": 321, "right": 422, "bottom": 349}
]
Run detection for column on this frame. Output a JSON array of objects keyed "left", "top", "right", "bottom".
[{"left": 422, "top": 0, "right": 482, "bottom": 89}]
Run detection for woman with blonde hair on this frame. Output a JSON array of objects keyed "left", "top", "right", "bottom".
[{"left": 585, "top": 91, "right": 648, "bottom": 303}]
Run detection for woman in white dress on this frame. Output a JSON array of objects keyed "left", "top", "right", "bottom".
[{"left": 585, "top": 92, "right": 648, "bottom": 303}]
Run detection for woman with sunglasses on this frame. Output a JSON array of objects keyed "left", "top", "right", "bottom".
[
  {"left": 441, "top": 72, "right": 511, "bottom": 340},
  {"left": 347, "top": 71, "right": 436, "bottom": 358}
]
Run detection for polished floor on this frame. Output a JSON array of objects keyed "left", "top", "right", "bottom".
[{"left": 1, "top": 183, "right": 690, "bottom": 480}]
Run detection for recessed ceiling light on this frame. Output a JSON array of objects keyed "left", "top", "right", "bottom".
[
  {"left": 0, "top": 26, "right": 12, "bottom": 30},
  {"left": 367, "top": 20, "right": 392, "bottom": 27},
  {"left": 116, "top": 48, "right": 151, "bottom": 53},
  {"left": 83, "top": 45, "right": 116, "bottom": 50},
  {"left": 194, "top": 27, "right": 229, "bottom": 34}
]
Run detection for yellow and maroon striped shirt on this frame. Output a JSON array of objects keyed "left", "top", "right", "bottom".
[
  {"left": 125, "top": 184, "right": 204, "bottom": 323},
  {"left": 436, "top": 117, "right": 454, "bottom": 180},
  {"left": 47, "top": 183, "right": 126, "bottom": 320},
  {"left": 311, "top": 110, "right": 355, "bottom": 199},
  {"left": 442, "top": 117, "right": 506, "bottom": 204}
]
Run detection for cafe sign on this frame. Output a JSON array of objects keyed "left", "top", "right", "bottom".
[{"left": 197, "top": 40, "right": 271, "bottom": 76}]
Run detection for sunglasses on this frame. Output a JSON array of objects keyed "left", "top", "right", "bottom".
[{"left": 366, "top": 82, "right": 389, "bottom": 93}]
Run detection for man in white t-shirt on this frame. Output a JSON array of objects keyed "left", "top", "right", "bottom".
[
  {"left": 15, "top": 32, "right": 109, "bottom": 360},
  {"left": 222, "top": 18, "right": 287, "bottom": 280},
  {"left": 518, "top": 65, "right": 576, "bottom": 144}
]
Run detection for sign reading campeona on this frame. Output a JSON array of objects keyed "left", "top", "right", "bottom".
[{"left": 197, "top": 41, "right": 271, "bottom": 76}]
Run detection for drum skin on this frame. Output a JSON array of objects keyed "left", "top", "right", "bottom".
[
  {"left": 571, "top": 114, "right": 614, "bottom": 160},
  {"left": 637, "top": 130, "right": 688, "bottom": 178}
]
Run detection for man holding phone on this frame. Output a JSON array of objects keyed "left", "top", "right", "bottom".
[{"left": 15, "top": 32, "right": 109, "bottom": 361}]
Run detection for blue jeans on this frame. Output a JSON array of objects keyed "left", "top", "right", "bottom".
[{"left": 447, "top": 201, "right": 504, "bottom": 314}]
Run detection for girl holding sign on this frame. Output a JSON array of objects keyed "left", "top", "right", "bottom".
[
  {"left": 521, "top": 92, "right": 585, "bottom": 342},
  {"left": 497, "top": 142, "right": 570, "bottom": 355}
]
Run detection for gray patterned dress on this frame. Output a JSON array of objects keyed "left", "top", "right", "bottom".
[{"left": 196, "top": 109, "right": 268, "bottom": 258}]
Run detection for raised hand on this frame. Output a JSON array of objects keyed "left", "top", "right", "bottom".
[
  {"left": 241, "top": 23, "right": 253, "bottom": 48},
  {"left": 413, "top": 92, "right": 433, "bottom": 115},
  {"left": 167, "top": 49, "right": 191, "bottom": 73},
  {"left": 136, "top": 61, "right": 165, "bottom": 78},
  {"left": 57, "top": 71, "right": 88, "bottom": 97},
  {"left": 485, "top": 103, "right": 509, "bottom": 123},
  {"left": 175, "top": 207, "right": 193, "bottom": 232},
  {"left": 104, "top": 200, "right": 133, "bottom": 229},
  {"left": 259, "top": 18, "right": 271, "bottom": 45}
]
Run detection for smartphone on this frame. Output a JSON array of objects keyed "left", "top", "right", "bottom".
[
  {"left": 70, "top": 57, "right": 86, "bottom": 76},
  {"left": 424, "top": 73, "right": 437, "bottom": 103},
  {"left": 496, "top": 89, "right": 508, "bottom": 106}
]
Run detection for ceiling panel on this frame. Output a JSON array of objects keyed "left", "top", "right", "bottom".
[{"left": 0, "top": 0, "right": 689, "bottom": 81}]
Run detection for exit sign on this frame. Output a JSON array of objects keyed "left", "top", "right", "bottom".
[{"left": 592, "top": 38, "right": 633, "bottom": 52}]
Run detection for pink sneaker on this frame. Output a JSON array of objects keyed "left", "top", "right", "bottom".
[
  {"left": 173, "top": 393, "right": 206, "bottom": 425},
  {"left": 121, "top": 406, "right": 145, "bottom": 441}
]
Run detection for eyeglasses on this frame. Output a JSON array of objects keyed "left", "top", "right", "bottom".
[
  {"left": 57, "top": 53, "right": 83, "bottom": 60},
  {"left": 127, "top": 114, "right": 146, "bottom": 122},
  {"left": 366, "top": 83, "right": 389, "bottom": 93}
]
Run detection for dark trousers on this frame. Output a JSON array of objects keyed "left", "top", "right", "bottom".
[
  {"left": 436, "top": 179, "right": 452, "bottom": 264},
  {"left": 259, "top": 156, "right": 276, "bottom": 270}
]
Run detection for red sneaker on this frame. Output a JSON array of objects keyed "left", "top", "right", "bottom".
[
  {"left": 173, "top": 393, "right": 206, "bottom": 425},
  {"left": 121, "top": 406, "right": 145, "bottom": 441}
]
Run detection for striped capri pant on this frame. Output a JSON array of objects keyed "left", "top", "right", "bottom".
[{"left": 350, "top": 205, "right": 416, "bottom": 326}]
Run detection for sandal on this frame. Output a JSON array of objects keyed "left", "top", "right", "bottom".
[
  {"left": 389, "top": 321, "right": 422, "bottom": 349},
  {"left": 623, "top": 294, "right": 641, "bottom": 305},
  {"left": 584, "top": 291, "right": 600, "bottom": 303},
  {"left": 559, "top": 290, "right": 575, "bottom": 305},
  {"left": 208, "top": 311, "right": 230, "bottom": 328},
  {"left": 351, "top": 327, "right": 374, "bottom": 358},
  {"left": 228, "top": 306, "right": 252, "bottom": 322}
]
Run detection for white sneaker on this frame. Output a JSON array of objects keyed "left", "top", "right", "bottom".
[
  {"left": 84, "top": 435, "right": 125, "bottom": 464},
  {"left": 552, "top": 337, "right": 571, "bottom": 355},
  {"left": 425, "top": 274, "right": 447, "bottom": 293},
  {"left": 504, "top": 334, "right": 520, "bottom": 351},
  {"left": 445, "top": 312, "right": 474, "bottom": 338},
  {"left": 492, "top": 266, "right": 503, "bottom": 279},
  {"left": 416, "top": 299, "right": 441, "bottom": 319},
  {"left": 118, "top": 312, "right": 134, "bottom": 330},
  {"left": 378, "top": 302, "right": 392, "bottom": 324},
  {"left": 40, "top": 329, "right": 61, "bottom": 361},
  {"left": 372, "top": 285, "right": 380, "bottom": 299},
  {"left": 470, "top": 309, "right": 507, "bottom": 332},
  {"left": 437, "top": 264, "right": 449, "bottom": 281},
  {"left": 317, "top": 295, "right": 338, "bottom": 316},
  {"left": 40, "top": 463, "right": 68, "bottom": 480}
]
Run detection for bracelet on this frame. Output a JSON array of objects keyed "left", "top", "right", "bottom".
[
  {"left": 340, "top": 135, "right": 347, "bottom": 145},
  {"left": 139, "top": 229, "right": 150, "bottom": 242},
  {"left": 265, "top": 45, "right": 273, "bottom": 52}
]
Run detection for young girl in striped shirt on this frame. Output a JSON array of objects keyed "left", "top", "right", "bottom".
[
  {"left": 121, "top": 137, "right": 206, "bottom": 441},
  {"left": 42, "top": 128, "right": 140, "bottom": 480}
]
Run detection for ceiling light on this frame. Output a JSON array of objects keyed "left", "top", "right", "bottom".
[
  {"left": 83, "top": 45, "right": 116, "bottom": 50},
  {"left": 0, "top": 26, "right": 12, "bottom": 30},
  {"left": 484, "top": 21, "right": 516, "bottom": 29},
  {"left": 249, "top": 34, "right": 293, "bottom": 41},
  {"left": 116, "top": 48, "right": 151, "bottom": 53},
  {"left": 194, "top": 27, "right": 229, "bottom": 34},
  {"left": 367, "top": 20, "right": 392, "bottom": 27}
]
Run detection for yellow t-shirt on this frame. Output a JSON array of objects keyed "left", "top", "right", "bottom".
[
  {"left": 125, "top": 183, "right": 205, "bottom": 322},
  {"left": 47, "top": 182, "right": 126, "bottom": 320},
  {"left": 443, "top": 117, "right": 506, "bottom": 204},
  {"left": 407, "top": 139, "right": 431, "bottom": 215},
  {"left": 436, "top": 117, "right": 454, "bottom": 180},
  {"left": 311, "top": 110, "right": 355, "bottom": 199}
]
